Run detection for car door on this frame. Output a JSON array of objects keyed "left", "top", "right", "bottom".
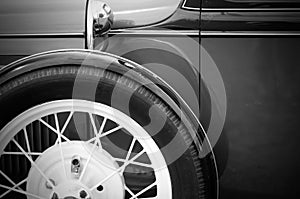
[{"left": 201, "top": 0, "right": 300, "bottom": 198}]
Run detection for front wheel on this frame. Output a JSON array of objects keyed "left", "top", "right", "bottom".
[{"left": 0, "top": 66, "right": 215, "bottom": 199}]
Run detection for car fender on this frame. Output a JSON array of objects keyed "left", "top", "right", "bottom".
[{"left": 0, "top": 49, "right": 213, "bottom": 155}]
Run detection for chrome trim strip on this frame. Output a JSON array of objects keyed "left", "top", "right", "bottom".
[
  {"left": 110, "top": 29, "right": 200, "bottom": 36},
  {"left": 201, "top": 8, "right": 300, "bottom": 12},
  {"left": 0, "top": 33, "right": 84, "bottom": 38},
  {"left": 201, "top": 31, "right": 300, "bottom": 36},
  {"left": 86, "top": 0, "right": 93, "bottom": 49},
  {"left": 182, "top": 0, "right": 200, "bottom": 11}
]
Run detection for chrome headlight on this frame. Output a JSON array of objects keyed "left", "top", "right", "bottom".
[{"left": 86, "top": 0, "right": 114, "bottom": 49}]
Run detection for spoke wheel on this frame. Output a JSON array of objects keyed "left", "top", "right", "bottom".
[
  {"left": 0, "top": 100, "right": 172, "bottom": 199},
  {"left": 0, "top": 65, "right": 217, "bottom": 199}
]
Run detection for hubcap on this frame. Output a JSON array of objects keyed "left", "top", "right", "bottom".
[{"left": 27, "top": 141, "right": 124, "bottom": 199}]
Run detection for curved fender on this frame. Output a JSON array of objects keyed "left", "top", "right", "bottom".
[
  {"left": 0, "top": 49, "right": 212, "bottom": 151},
  {"left": 0, "top": 50, "right": 207, "bottom": 146},
  {"left": 0, "top": 49, "right": 219, "bottom": 197}
]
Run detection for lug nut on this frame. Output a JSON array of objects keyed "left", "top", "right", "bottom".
[
  {"left": 79, "top": 190, "right": 87, "bottom": 198},
  {"left": 97, "top": 185, "right": 104, "bottom": 192}
]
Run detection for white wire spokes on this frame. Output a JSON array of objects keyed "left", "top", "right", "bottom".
[
  {"left": 99, "top": 125, "right": 123, "bottom": 138},
  {"left": 129, "top": 181, "right": 157, "bottom": 199},
  {"left": 86, "top": 125, "right": 123, "bottom": 144},
  {"left": 0, "top": 170, "right": 24, "bottom": 192},
  {"left": 124, "top": 184, "right": 135, "bottom": 197},
  {"left": 23, "top": 127, "right": 32, "bottom": 159},
  {"left": 125, "top": 184, "right": 159, "bottom": 199},
  {"left": 90, "top": 149, "right": 145, "bottom": 191},
  {"left": 120, "top": 137, "right": 137, "bottom": 174},
  {"left": 79, "top": 116, "right": 107, "bottom": 182},
  {"left": 60, "top": 112, "right": 74, "bottom": 136},
  {"left": 114, "top": 158, "right": 152, "bottom": 168},
  {"left": 39, "top": 118, "right": 70, "bottom": 143},
  {"left": 3, "top": 127, "right": 41, "bottom": 156},
  {"left": 54, "top": 111, "right": 74, "bottom": 145},
  {"left": 84, "top": 117, "right": 155, "bottom": 197},
  {"left": 0, "top": 177, "right": 27, "bottom": 198},
  {"left": 118, "top": 137, "right": 155, "bottom": 199},
  {"left": 88, "top": 113, "right": 102, "bottom": 148},
  {"left": 2, "top": 152, "right": 42, "bottom": 156},
  {"left": 11, "top": 139, "right": 55, "bottom": 190},
  {"left": 54, "top": 113, "right": 67, "bottom": 178},
  {"left": 0, "top": 183, "right": 46, "bottom": 199}
]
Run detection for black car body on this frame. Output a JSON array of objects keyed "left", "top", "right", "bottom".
[{"left": 201, "top": 0, "right": 300, "bottom": 198}]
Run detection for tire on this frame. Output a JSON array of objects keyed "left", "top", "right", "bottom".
[{"left": 0, "top": 65, "right": 215, "bottom": 199}]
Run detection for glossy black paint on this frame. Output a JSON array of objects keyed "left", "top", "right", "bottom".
[
  {"left": 183, "top": 0, "right": 201, "bottom": 9},
  {"left": 200, "top": 1, "right": 300, "bottom": 198},
  {"left": 200, "top": 0, "right": 300, "bottom": 33},
  {"left": 201, "top": 11, "right": 300, "bottom": 32},
  {"left": 202, "top": 0, "right": 300, "bottom": 8},
  {"left": 157, "top": 9, "right": 200, "bottom": 30},
  {"left": 140, "top": 1, "right": 300, "bottom": 33},
  {"left": 202, "top": 37, "right": 300, "bottom": 199}
]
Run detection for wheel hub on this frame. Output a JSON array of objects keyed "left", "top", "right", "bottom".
[{"left": 26, "top": 141, "right": 124, "bottom": 199}]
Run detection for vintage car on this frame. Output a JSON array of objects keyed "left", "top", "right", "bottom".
[{"left": 0, "top": 0, "right": 300, "bottom": 199}]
